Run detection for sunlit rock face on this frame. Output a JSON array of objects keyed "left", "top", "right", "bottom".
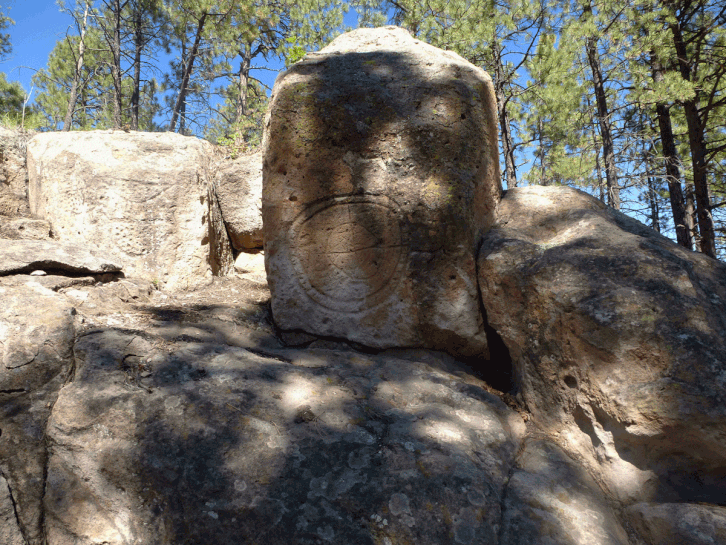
[
  {"left": 478, "top": 185, "right": 726, "bottom": 505},
  {"left": 262, "top": 26, "right": 501, "bottom": 357},
  {"left": 27, "top": 130, "right": 234, "bottom": 290}
]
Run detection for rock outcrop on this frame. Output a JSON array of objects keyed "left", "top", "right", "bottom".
[
  {"left": 27, "top": 131, "right": 234, "bottom": 290},
  {"left": 2, "top": 27, "right": 726, "bottom": 545},
  {"left": 478, "top": 185, "right": 726, "bottom": 506},
  {"left": 263, "top": 26, "right": 500, "bottom": 357}
]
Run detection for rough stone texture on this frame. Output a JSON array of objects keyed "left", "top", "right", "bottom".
[
  {"left": 0, "top": 280, "right": 76, "bottom": 544},
  {"left": 263, "top": 26, "right": 501, "bottom": 357},
  {"left": 500, "top": 438, "right": 628, "bottom": 545},
  {"left": 215, "top": 151, "right": 264, "bottom": 250},
  {"left": 45, "top": 328, "right": 524, "bottom": 544},
  {"left": 0, "top": 217, "right": 52, "bottom": 240},
  {"left": 478, "top": 185, "right": 726, "bottom": 504},
  {"left": 27, "top": 130, "right": 234, "bottom": 290},
  {"left": 0, "top": 239, "right": 122, "bottom": 276},
  {"left": 626, "top": 502, "right": 726, "bottom": 544},
  {"left": 0, "top": 128, "right": 34, "bottom": 218},
  {"left": 0, "top": 472, "right": 25, "bottom": 545}
]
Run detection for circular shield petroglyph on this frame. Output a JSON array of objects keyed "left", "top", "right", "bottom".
[{"left": 290, "top": 195, "right": 405, "bottom": 312}]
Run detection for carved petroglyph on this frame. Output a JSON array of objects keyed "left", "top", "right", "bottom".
[{"left": 290, "top": 195, "right": 405, "bottom": 312}]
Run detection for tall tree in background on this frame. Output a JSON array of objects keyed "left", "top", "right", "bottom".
[
  {"left": 59, "top": 0, "right": 92, "bottom": 131},
  {"left": 664, "top": 0, "right": 725, "bottom": 258}
]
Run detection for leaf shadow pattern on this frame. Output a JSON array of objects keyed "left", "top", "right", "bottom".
[{"left": 42, "top": 315, "right": 528, "bottom": 545}]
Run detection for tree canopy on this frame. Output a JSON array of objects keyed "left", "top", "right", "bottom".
[{"left": 1, "top": 0, "right": 725, "bottom": 258}]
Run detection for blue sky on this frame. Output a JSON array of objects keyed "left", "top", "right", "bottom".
[
  {"left": 0, "top": 0, "right": 297, "bottom": 105},
  {"left": 3, "top": 1, "right": 71, "bottom": 96}
]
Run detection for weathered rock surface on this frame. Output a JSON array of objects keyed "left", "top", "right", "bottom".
[
  {"left": 27, "top": 130, "right": 234, "bottom": 290},
  {"left": 215, "top": 151, "right": 264, "bottom": 250},
  {"left": 626, "top": 502, "right": 726, "bottom": 544},
  {"left": 500, "top": 437, "right": 628, "bottom": 545},
  {"left": 0, "top": 217, "right": 52, "bottom": 240},
  {"left": 263, "top": 26, "right": 501, "bottom": 357},
  {"left": 478, "top": 185, "right": 726, "bottom": 505},
  {"left": 0, "top": 239, "right": 122, "bottom": 276},
  {"left": 1, "top": 471, "right": 25, "bottom": 545},
  {"left": 0, "top": 280, "right": 76, "bottom": 543},
  {"left": 0, "top": 128, "right": 34, "bottom": 217},
  {"left": 42, "top": 294, "right": 525, "bottom": 545}
]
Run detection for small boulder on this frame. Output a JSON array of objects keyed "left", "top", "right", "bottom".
[
  {"left": 214, "top": 151, "right": 263, "bottom": 250},
  {"left": 263, "top": 27, "right": 501, "bottom": 357}
]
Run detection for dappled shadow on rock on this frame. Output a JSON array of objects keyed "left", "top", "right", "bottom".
[
  {"left": 478, "top": 185, "right": 726, "bottom": 506},
  {"left": 43, "top": 326, "right": 526, "bottom": 544}
]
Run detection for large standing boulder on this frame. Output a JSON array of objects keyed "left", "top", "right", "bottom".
[
  {"left": 27, "top": 131, "right": 234, "bottom": 290},
  {"left": 478, "top": 185, "right": 726, "bottom": 504},
  {"left": 263, "top": 26, "right": 501, "bottom": 357}
]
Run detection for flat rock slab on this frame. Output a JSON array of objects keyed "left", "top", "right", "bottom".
[
  {"left": 263, "top": 26, "right": 500, "bottom": 357},
  {"left": 0, "top": 239, "right": 122, "bottom": 276},
  {"left": 45, "top": 331, "right": 525, "bottom": 544},
  {"left": 0, "top": 217, "right": 52, "bottom": 240},
  {"left": 478, "top": 185, "right": 726, "bottom": 504}
]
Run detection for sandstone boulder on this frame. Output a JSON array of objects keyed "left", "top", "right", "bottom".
[
  {"left": 27, "top": 130, "right": 234, "bottom": 290},
  {"left": 263, "top": 26, "right": 501, "bottom": 357},
  {"left": 215, "top": 151, "right": 263, "bottom": 250},
  {"left": 626, "top": 502, "right": 726, "bottom": 544},
  {"left": 0, "top": 239, "right": 121, "bottom": 276},
  {"left": 478, "top": 185, "right": 726, "bottom": 504}
]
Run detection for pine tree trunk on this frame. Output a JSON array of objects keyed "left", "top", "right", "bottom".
[
  {"left": 585, "top": 38, "right": 619, "bottom": 208},
  {"left": 670, "top": 19, "right": 716, "bottom": 258},
  {"left": 235, "top": 45, "right": 252, "bottom": 123},
  {"left": 492, "top": 43, "right": 517, "bottom": 188},
  {"left": 109, "top": 0, "right": 124, "bottom": 128},
  {"left": 63, "top": 2, "right": 90, "bottom": 131},
  {"left": 131, "top": 3, "right": 143, "bottom": 130},
  {"left": 169, "top": 12, "right": 207, "bottom": 133}
]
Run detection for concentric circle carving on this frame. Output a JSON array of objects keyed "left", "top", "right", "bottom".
[{"left": 290, "top": 195, "right": 404, "bottom": 312}]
